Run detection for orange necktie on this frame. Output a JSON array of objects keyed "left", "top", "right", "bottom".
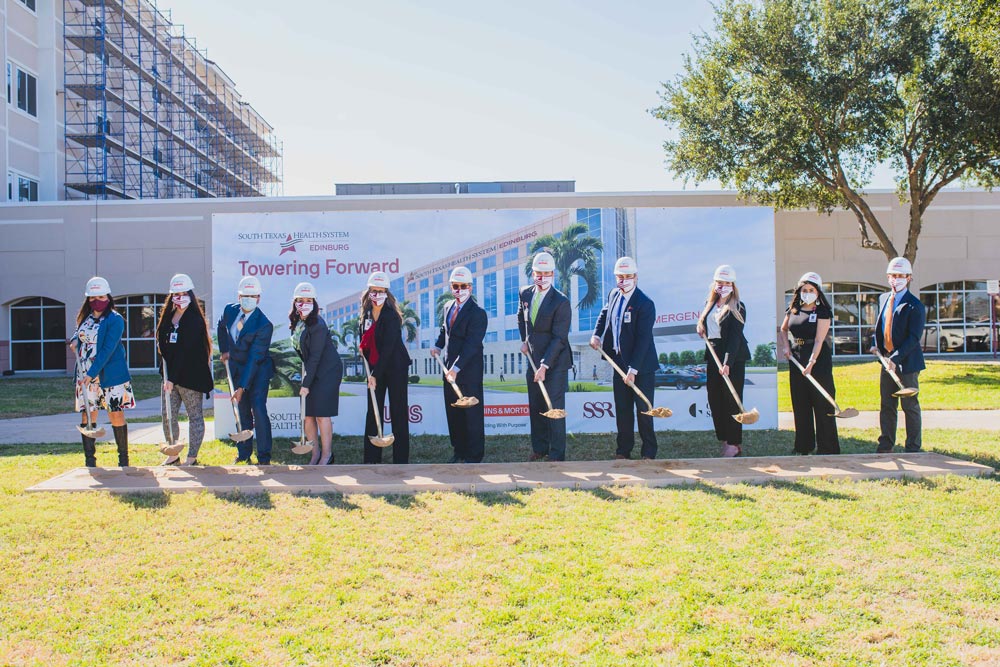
[{"left": 884, "top": 299, "right": 894, "bottom": 353}]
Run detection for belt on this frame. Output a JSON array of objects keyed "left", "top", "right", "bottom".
[{"left": 791, "top": 338, "right": 815, "bottom": 346}]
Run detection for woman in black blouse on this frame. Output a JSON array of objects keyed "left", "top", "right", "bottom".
[
  {"left": 780, "top": 272, "right": 839, "bottom": 454},
  {"left": 155, "top": 274, "right": 214, "bottom": 465}
]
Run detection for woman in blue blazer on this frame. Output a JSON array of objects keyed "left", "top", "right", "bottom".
[{"left": 70, "top": 277, "right": 135, "bottom": 467}]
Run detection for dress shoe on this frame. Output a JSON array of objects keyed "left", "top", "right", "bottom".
[
  {"left": 448, "top": 455, "right": 465, "bottom": 464},
  {"left": 614, "top": 454, "right": 629, "bottom": 460},
  {"left": 234, "top": 457, "right": 252, "bottom": 465},
  {"left": 721, "top": 444, "right": 742, "bottom": 457},
  {"left": 528, "top": 452, "right": 546, "bottom": 462}
]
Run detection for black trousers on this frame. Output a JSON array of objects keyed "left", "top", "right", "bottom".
[
  {"left": 527, "top": 368, "right": 568, "bottom": 460},
  {"left": 612, "top": 369, "right": 657, "bottom": 459},
  {"left": 706, "top": 358, "right": 746, "bottom": 445},
  {"left": 364, "top": 374, "right": 410, "bottom": 464},
  {"left": 444, "top": 376, "right": 485, "bottom": 463},
  {"left": 877, "top": 369, "right": 921, "bottom": 452},
  {"left": 788, "top": 354, "right": 839, "bottom": 454}
]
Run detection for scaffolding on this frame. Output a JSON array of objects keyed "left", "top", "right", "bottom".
[{"left": 63, "top": 0, "right": 283, "bottom": 200}]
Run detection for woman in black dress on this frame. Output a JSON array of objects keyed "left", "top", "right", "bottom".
[
  {"left": 289, "top": 282, "right": 343, "bottom": 465},
  {"left": 696, "top": 264, "right": 751, "bottom": 457},
  {"left": 359, "top": 271, "right": 411, "bottom": 464},
  {"left": 780, "top": 272, "right": 839, "bottom": 454}
]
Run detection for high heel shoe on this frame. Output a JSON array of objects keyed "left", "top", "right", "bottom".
[{"left": 319, "top": 451, "right": 334, "bottom": 465}]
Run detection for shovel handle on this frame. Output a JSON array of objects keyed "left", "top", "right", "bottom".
[
  {"left": 704, "top": 340, "right": 748, "bottom": 413},
  {"left": 361, "top": 356, "right": 386, "bottom": 439},
  {"left": 523, "top": 352, "right": 556, "bottom": 412},
  {"left": 598, "top": 349, "right": 654, "bottom": 412},
  {"left": 162, "top": 359, "right": 177, "bottom": 448},
  {"left": 872, "top": 349, "right": 908, "bottom": 390},
  {"left": 787, "top": 351, "right": 843, "bottom": 414},
  {"left": 223, "top": 358, "right": 246, "bottom": 432},
  {"left": 434, "top": 353, "right": 466, "bottom": 400}
]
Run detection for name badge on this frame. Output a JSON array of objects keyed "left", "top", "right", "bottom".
[
  {"left": 364, "top": 319, "right": 373, "bottom": 331},
  {"left": 808, "top": 313, "right": 817, "bottom": 323},
  {"left": 168, "top": 332, "right": 178, "bottom": 344},
  {"left": 623, "top": 311, "right": 632, "bottom": 323}
]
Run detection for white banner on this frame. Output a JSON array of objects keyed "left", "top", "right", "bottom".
[{"left": 212, "top": 207, "right": 777, "bottom": 437}]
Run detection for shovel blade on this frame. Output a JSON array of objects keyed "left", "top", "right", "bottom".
[
  {"left": 542, "top": 409, "right": 566, "bottom": 420},
  {"left": 892, "top": 388, "right": 919, "bottom": 398},
  {"left": 229, "top": 430, "right": 254, "bottom": 443},
  {"left": 451, "top": 396, "right": 480, "bottom": 408},
  {"left": 834, "top": 408, "right": 860, "bottom": 419},
  {"left": 290, "top": 442, "right": 315, "bottom": 455},
  {"left": 733, "top": 408, "right": 760, "bottom": 425},
  {"left": 76, "top": 424, "right": 106, "bottom": 438},
  {"left": 368, "top": 434, "right": 395, "bottom": 448},
  {"left": 641, "top": 407, "right": 673, "bottom": 418},
  {"left": 159, "top": 443, "right": 185, "bottom": 457}
]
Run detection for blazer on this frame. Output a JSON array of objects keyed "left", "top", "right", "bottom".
[
  {"left": 699, "top": 300, "right": 751, "bottom": 365},
  {"left": 157, "top": 306, "right": 214, "bottom": 394},
  {"left": 217, "top": 303, "right": 275, "bottom": 391},
  {"left": 592, "top": 287, "right": 659, "bottom": 374},
  {"left": 359, "top": 305, "right": 411, "bottom": 380},
  {"left": 434, "top": 298, "right": 488, "bottom": 382},
  {"left": 77, "top": 311, "right": 131, "bottom": 387},
  {"left": 517, "top": 285, "right": 572, "bottom": 371},
  {"left": 295, "top": 315, "right": 343, "bottom": 389},
  {"left": 872, "top": 289, "right": 926, "bottom": 374}
]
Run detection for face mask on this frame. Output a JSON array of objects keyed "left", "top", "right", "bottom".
[
  {"left": 889, "top": 277, "right": 908, "bottom": 293},
  {"left": 715, "top": 285, "right": 733, "bottom": 298},
  {"left": 452, "top": 288, "right": 471, "bottom": 303},
  {"left": 800, "top": 292, "right": 818, "bottom": 305},
  {"left": 534, "top": 275, "right": 553, "bottom": 290},
  {"left": 617, "top": 278, "right": 635, "bottom": 293},
  {"left": 172, "top": 295, "right": 191, "bottom": 310},
  {"left": 90, "top": 298, "right": 109, "bottom": 313},
  {"left": 370, "top": 292, "right": 387, "bottom": 307},
  {"left": 296, "top": 302, "right": 314, "bottom": 317},
  {"left": 239, "top": 296, "right": 257, "bottom": 312}
]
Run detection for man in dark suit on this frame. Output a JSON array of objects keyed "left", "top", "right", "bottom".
[
  {"left": 870, "top": 256, "right": 926, "bottom": 453},
  {"left": 517, "top": 251, "right": 572, "bottom": 461},
  {"left": 432, "top": 266, "right": 488, "bottom": 463},
  {"left": 590, "top": 256, "right": 660, "bottom": 459},
  {"left": 217, "top": 276, "right": 275, "bottom": 464}
]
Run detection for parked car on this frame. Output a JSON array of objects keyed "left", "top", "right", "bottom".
[{"left": 654, "top": 365, "right": 706, "bottom": 390}]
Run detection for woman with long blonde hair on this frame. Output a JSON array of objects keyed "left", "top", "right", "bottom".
[{"left": 696, "top": 265, "right": 751, "bottom": 457}]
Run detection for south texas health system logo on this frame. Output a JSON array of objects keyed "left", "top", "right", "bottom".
[{"left": 279, "top": 234, "right": 301, "bottom": 256}]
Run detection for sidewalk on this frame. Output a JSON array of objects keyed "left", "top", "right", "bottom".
[{"left": 1, "top": 399, "right": 997, "bottom": 445}]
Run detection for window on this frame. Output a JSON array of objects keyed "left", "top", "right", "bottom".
[
  {"left": 408, "top": 281, "right": 415, "bottom": 293},
  {"left": 433, "top": 274, "right": 443, "bottom": 286},
  {"left": 505, "top": 328, "right": 519, "bottom": 341},
  {"left": 482, "top": 255, "right": 497, "bottom": 270},
  {"left": 504, "top": 267, "right": 520, "bottom": 316},
  {"left": 919, "top": 281, "right": 993, "bottom": 353},
  {"left": 8, "top": 173, "right": 38, "bottom": 202},
  {"left": 10, "top": 297, "right": 66, "bottom": 371},
  {"left": 419, "top": 278, "right": 429, "bottom": 290},
  {"left": 118, "top": 294, "right": 167, "bottom": 369},
  {"left": 7, "top": 63, "right": 37, "bottom": 117},
  {"left": 420, "top": 292, "right": 430, "bottom": 332},
  {"left": 465, "top": 261, "right": 476, "bottom": 274},
  {"left": 577, "top": 280, "right": 602, "bottom": 332},
  {"left": 503, "top": 247, "right": 519, "bottom": 263},
  {"left": 17, "top": 0, "right": 37, "bottom": 11},
  {"left": 485, "top": 332, "right": 498, "bottom": 343},
  {"left": 483, "top": 272, "right": 497, "bottom": 317},
  {"left": 432, "top": 288, "right": 444, "bottom": 327}
]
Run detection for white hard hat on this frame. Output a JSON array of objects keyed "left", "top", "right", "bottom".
[
  {"left": 84, "top": 277, "right": 111, "bottom": 297},
  {"left": 237, "top": 276, "right": 262, "bottom": 296},
  {"left": 799, "top": 272, "right": 822, "bottom": 286},
  {"left": 367, "top": 271, "right": 391, "bottom": 289},
  {"left": 713, "top": 264, "right": 736, "bottom": 282},
  {"left": 293, "top": 282, "right": 316, "bottom": 299},
  {"left": 613, "top": 256, "right": 638, "bottom": 275},
  {"left": 886, "top": 257, "right": 912, "bottom": 275},
  {"left": 168, "top": 273, "right": 194, "bottom": 293},
  {"left": 531, "top": 252, "right": 555, "bottom": 272},
  {"left": 449, "top": 266, "right": 473, "bottom": 284}
]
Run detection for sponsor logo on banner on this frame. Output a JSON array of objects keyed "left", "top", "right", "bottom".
[
  {"left": 485, "top": 405, "right": 529, "bottom": 417},
  {"left": 582, "top": 401, "right": 616, "bottom": 419},
  {"left": 383, "top": 405, "right": 424, "bottom": 424}
]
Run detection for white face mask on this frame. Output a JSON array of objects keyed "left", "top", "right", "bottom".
[
  {"left": 452, "top": 287, "right": 471, "bottom": 303},
  {"left": 715, "top": 285, "right": 733, "bottom": 298},
  {"left": 617, "top": 278, "right": 635, "bottom": 293},
  {"left": 239, "top": 296, "right": 257, "bottom": 312},
  {"left": 370, "top": 292, "right": 387, "bottom": 307},
  {"left": 889, "top": 277, "right": 908, "bottom": 293},
  {"left": 172, "top": 294, "right": 191, "bottom": 310},
  {"left": 296, "top": 302, "right": 314, "bottom": 317},
  {"left": 534, "top": 275, "right": 553, "bottom": 290},
  {"left": 800, "top": 292, "right": 818, "bottom": 305}
]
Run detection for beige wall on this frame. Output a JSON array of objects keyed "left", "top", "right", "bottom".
[{"left": 1, "top": 189, "right": 998, "bottom": 372}]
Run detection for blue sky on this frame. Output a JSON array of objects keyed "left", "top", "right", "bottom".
[{"left": 162, "top": 0, "right": 895, "bottom": 196}]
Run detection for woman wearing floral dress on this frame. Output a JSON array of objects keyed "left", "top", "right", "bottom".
[{"left": 71, "top": 277, "right": 135, "bottom": 467}]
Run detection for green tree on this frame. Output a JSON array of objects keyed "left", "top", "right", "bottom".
[
  {"left": 658, "top": 352, "right": 669, "bottom": 365},
  {"left": 752, "top": 342, "right": 777, "bottom": 367},
  {"left": 668, "top": 351, "right": 681, "bottom": 366},
  {"left": 652, "top": 0, "right": 1000, "bottom": 264},
  {"left": 400, "top": 300, "right": 420, "bottom": 343},
  {"left": 679, "top": 349, "right": 697, "bottom": 366},
  {"left": 269, "top": 338, "right": 302, "bottom": 393},
  {"left": 340, "top": 316, "right": 360, "bottom": 376},
  {"left": 524, "top": 223, "right": 604, "bottom": 309},
  {"left": 938, "top": 0, "right": 1000, "bottom": 82}
]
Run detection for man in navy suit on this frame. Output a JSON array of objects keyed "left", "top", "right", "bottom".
[
  {"left": 218, "top": 276, "right": 275, "bottom": 464},
  {"left": 517, "top": 251, "right": 572, "bottom": 461},
  {"left": 590, "top": 256, "right": 660, "bottom": 459},
  {"left": 432, "top": 266, "right": 488, "bottom": 463},
  {"left": 870, "top": 257, "right": 926, "bottom": 453}
]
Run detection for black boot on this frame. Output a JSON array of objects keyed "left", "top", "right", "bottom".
[
  {"left": 82, "top": 434, "right": 97, "bottom": 467},
  {"left": 113, "top": 424, "right": 129, "bottom": 467}
]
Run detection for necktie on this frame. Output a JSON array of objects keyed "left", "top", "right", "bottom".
[
  {"left": 448, "top": 302, "right": 459, "bottom": 330},
  {"left": 530, "top": 291, "right": 542, "bottom": 325},
  {"left": 884, "top": 297, "right": 894, "bottom": 353},
  {"left": 613, "top": 294, "right": 625, "bottom": 352},
  {"left": 235, "top": 313, "right": 245, "bottom": 340}
]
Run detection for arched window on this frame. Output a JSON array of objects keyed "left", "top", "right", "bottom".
[
  {"left": 9, "top": 297, "right": 67, "bottom": 371},
  {"left": 118, "top": 294, "right": 167, "bottom": 369},
  {"left": 785, "top": 282, "right": 884, "bottom": 356},
  {"left": 919, "top": 281, "right": 992, "bottom": 353}
]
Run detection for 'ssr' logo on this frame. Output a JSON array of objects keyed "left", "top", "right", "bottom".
[{"left": 582, "top": 401, "right": 615, "bottom": 418}]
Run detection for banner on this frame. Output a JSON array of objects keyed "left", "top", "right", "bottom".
[{"left": 212, "top": 207, "right": 777, "bottom": 437}]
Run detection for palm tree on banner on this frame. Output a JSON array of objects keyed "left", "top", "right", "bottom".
[
  {"left": 524, "top": 222, "right": 604, "bottom": 309},
  {"left": 340, "top": 316, "right": 360, "bottom": 376},
  {"left": 400, "top": 300, "right": 420, "bottom": 343}
]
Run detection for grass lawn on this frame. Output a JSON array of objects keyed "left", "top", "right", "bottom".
[
  {"left": 778, "top": 360, "right": 1000, "bottom": 412},
  {"left": 1, "top": 428, "right": 999, "bottom": 665},
  {"left": 0, "top": 373, "right": 163, "bottom": 419}
]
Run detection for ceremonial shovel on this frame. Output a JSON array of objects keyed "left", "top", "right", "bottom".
[
  {"left": 597, "top": 348, "right": 672, "bottom": 417},
  {"left": 434, "top": 354, "right": 479, "bottom": 408},
  {"left": 223, "top": 358, "right": 254, "bottom": 443},
  {"left": 873, "top": 349, "right": 919, "bottom": 398},
  {"left": 524, "top": 353, "right": 566, "bottom": 419},
  {"left": 361, "top": 356, "right": 394, "bottom": 447},
  {"left": 704, "top": 340, "right": 760, "bottom": 424},
  {"left": 785, "top": 338, "right": 858, "bottom": 418},
  {"left": 291, "top": 367, "right": 317, "bottom": 455},
  {"left": 74, "top": 353, "right": 106, "bottom": 439},
  {"left": 159, "top": 359, "right": 186, "bottom": 457}
]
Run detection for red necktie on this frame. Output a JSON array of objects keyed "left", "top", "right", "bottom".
[{"left": 449, "top": 303, "right": 458, "bottom": 329}]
